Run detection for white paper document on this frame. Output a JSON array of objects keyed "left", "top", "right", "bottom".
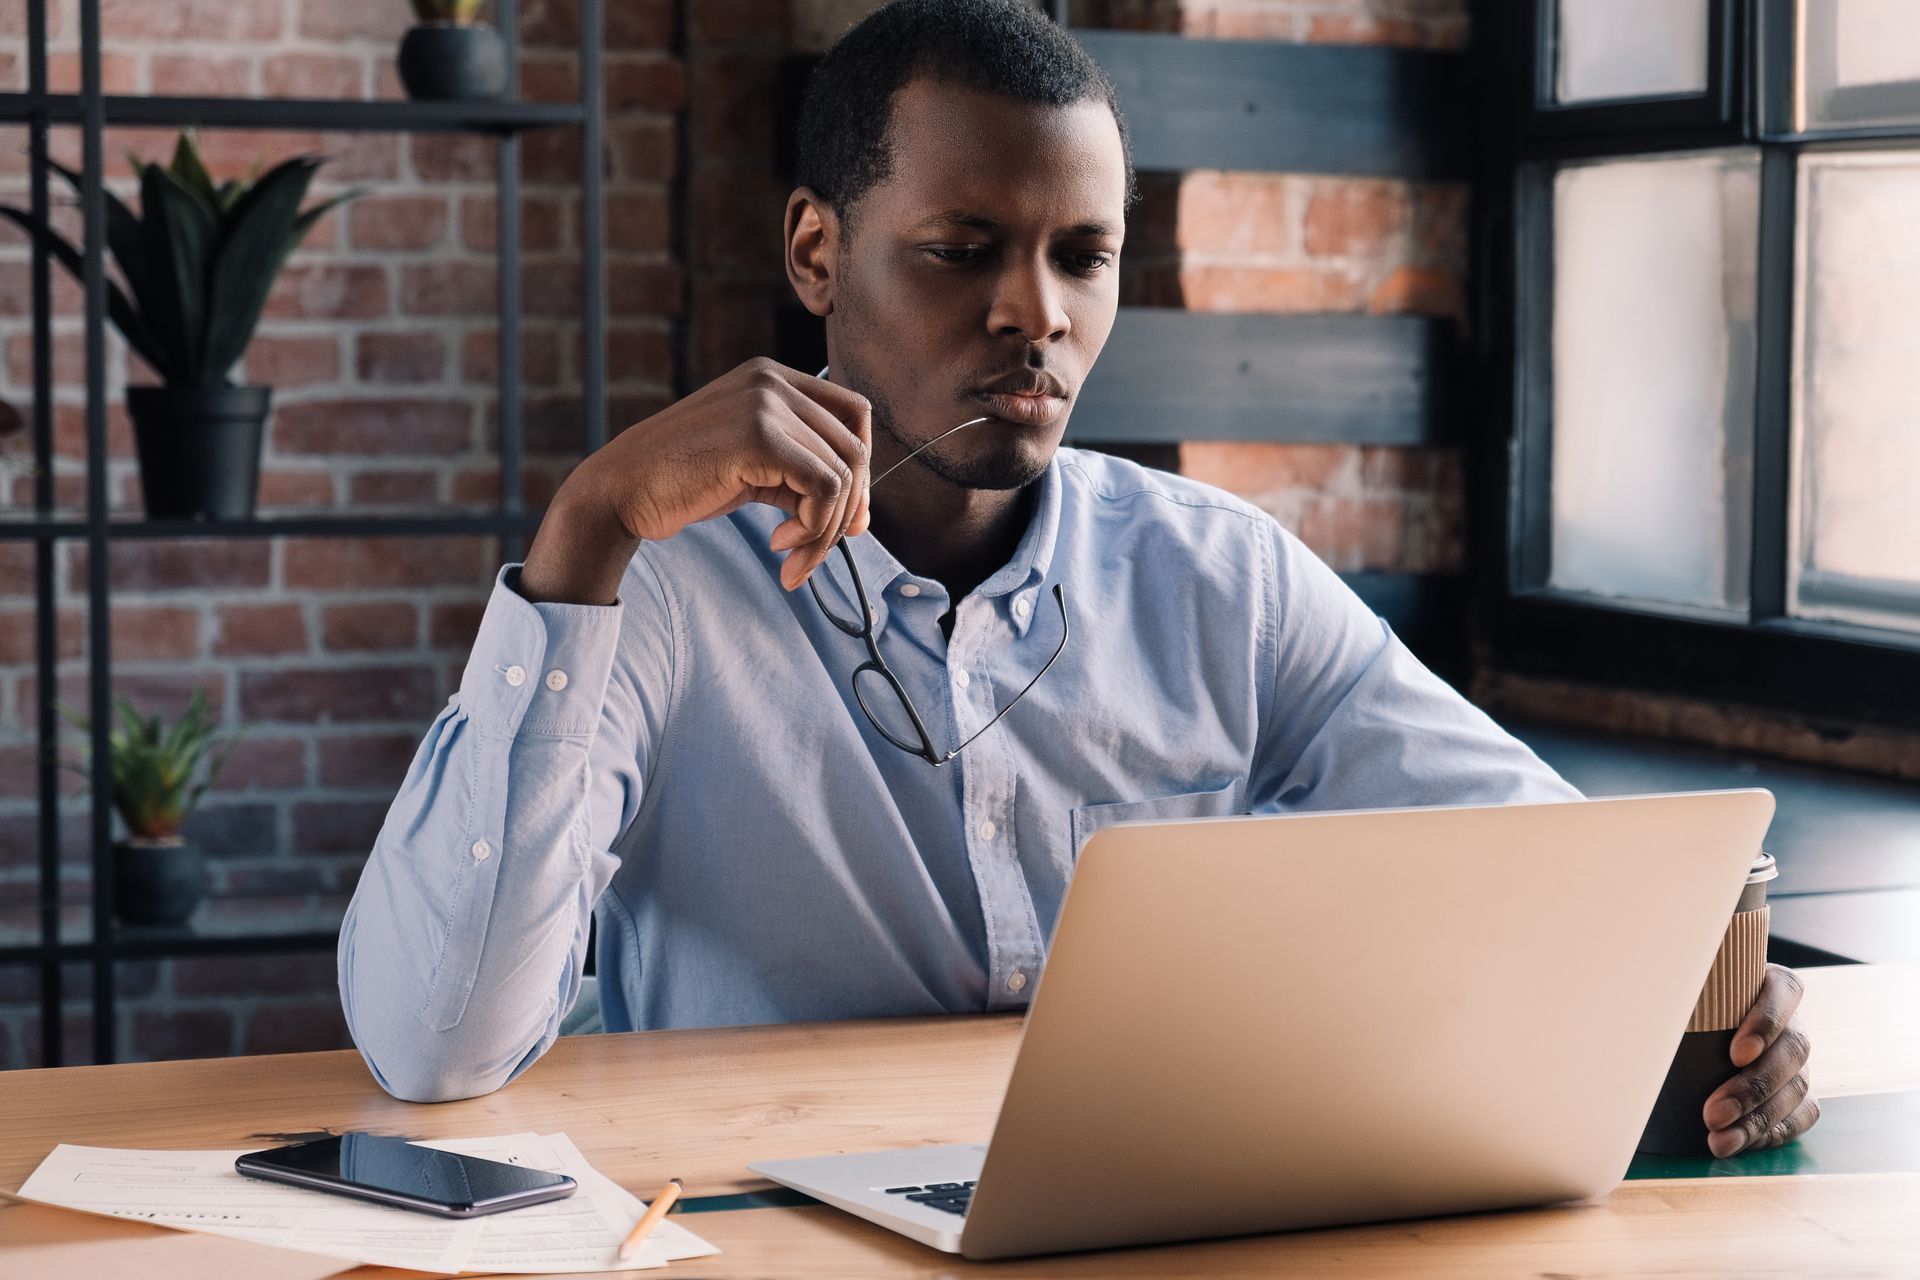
[{"left": 16, "top": 1132, "right": 718, "bottom": 1275}]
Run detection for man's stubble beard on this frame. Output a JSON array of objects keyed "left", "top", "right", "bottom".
[{"left": 835, "top": 337, "right": 1053, "bottom": 493}]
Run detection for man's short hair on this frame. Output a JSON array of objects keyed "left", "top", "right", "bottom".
[{"left": 794, "top": 0, "right": 1138, "bottom": 230}]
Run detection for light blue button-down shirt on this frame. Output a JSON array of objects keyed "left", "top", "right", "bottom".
[{"left": 338, "top": 446, "right": 1578, "bottom": 1101}]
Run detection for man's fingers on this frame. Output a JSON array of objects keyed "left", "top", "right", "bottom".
[
  {"left": 1708, "top": 1073, "right": 1817, "bottom": 1157},
  {"left": 1704, "top": 1013, "right": 1811, "bottom": 1129},
  {"left": 1731, "top": 964, "right": 1805, "bottom": 1068},
  {"left": 775, "top": 383, "right": 867, "bottom": 549}
]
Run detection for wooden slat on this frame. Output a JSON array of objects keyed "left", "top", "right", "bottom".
[
  {"left": 1076, "top": 31, "right": 1470, "bottom": 178},
  {"left": 1070, "top": 309, "right": 1455, "bottom": 446}
]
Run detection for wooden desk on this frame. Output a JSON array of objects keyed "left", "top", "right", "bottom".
[{"left": 4, "top": 965, "right": 1917, "bottom": 1278}]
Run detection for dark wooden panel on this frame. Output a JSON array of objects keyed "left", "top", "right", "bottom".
[
  {"left": 1069, "top": 309, "right": 1455, "bottom": 446},
  {"left": 1075, "top": 31, "right": 1470, "bottom": 178}
]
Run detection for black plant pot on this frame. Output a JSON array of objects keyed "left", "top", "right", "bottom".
[
  {"left": 398, "top": 24, "right": 508, "bottom": 102},
  {"left": 126, "top": 385, "right": 271, "bottom": 521},
  {"left": 113, "top": 838, "right": 207, "bottom": 927}
]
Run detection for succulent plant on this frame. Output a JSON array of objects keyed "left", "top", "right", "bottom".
[
  {"left": 0, "top": 130, "right": 355, "bottom": 389},
  {"left": 63, "top": 690, "right": 236, "bottom": 841}
]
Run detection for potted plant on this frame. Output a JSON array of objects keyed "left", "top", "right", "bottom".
[
  {"left": 63, "top": 690, "right": 236, "bottom": 927},
  {"left": 398, "top": 0, "right": 508, "bottom": 102},
  {"left": 0, "top": 132, "right": 355, "bottom": 520}
]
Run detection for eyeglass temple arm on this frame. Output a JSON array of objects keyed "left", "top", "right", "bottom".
[
  {"left": 869, "top": 416, "right": 993, "bottom": 489},
  {"left": 941, "top": 583, "right": 1069, "bottom": 763}
]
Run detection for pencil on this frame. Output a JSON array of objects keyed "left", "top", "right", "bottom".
[{"left": 616, "top": 1177, "right": 684, "bottom": 1262}]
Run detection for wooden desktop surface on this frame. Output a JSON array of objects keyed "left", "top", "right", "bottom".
[{"left": 3, "top": 964, "right": 1916, "bottom": 1278}]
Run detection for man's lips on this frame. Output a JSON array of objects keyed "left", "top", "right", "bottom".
[{"left": 970, "top": 390, "right": 1068, "bottom": 426}]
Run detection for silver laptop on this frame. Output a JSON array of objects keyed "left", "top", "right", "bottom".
[{"left": 750, "top": 790, "right": 1775, "bottom": 1260}]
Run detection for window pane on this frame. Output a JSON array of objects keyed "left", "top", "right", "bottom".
[
  {"left": 1802, "top": 0, "right": 1920, "bottom": 129},
  {"left": 1791, "top": 153, "right": 1920, "bottom": 632},
  {"left": 1555, "top": 0, "right": 1709, "bottom": 104},
  {"left": 1549, "top": 152, "right": 1759, "bottom": 613}
]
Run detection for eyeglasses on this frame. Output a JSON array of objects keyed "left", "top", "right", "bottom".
[{"left": 808, "top": 416, "right": 1069, "bottom": 767}]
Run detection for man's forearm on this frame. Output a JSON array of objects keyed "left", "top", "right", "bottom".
[{"left": 520, "top": 492, "right": 640, "bottom": 607}]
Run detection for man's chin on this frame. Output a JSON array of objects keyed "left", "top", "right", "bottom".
[{"left": 921, "top": 439, "right": 1055, "bottom": 491}]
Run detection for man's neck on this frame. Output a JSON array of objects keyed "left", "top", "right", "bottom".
[{"left": 865, "top": 463, "right": 1034, "bottom": 606}]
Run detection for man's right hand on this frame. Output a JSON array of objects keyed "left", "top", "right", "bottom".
[{"left": 519, "top": 358, "right": 873, "bottom": 605}]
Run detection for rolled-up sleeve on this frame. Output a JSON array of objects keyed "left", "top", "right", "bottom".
[
  {"left": 338, "top": 558, "right": 669, "bottom": 1102},
  {"left": 1248, "top": 522, "right": 1580, "bottom": 812}
]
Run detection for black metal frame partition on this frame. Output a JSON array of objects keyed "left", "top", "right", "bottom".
[
  {"left": 0, "top": 0, "right": 608, "bottom": 1066},
  {"left": 1472, "top": 0, "right": 1920, "bottom": 732}
]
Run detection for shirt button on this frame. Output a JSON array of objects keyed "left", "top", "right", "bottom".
[
  {"left": 1007, "top": 971, "right": 1027, "bottom": 993},
  {"left": 471, "top": 839, "right": 492, "bottom": 861},
  {"left": 978, "top": 820, "right": 996, "bottom": 840},
  {"left": 954, "top": 670, "right": 971, "bottom": 690},
  {"left": 544, "top": 669, "right": 568, "bottom": 691},
  {"left": 1013, "top": 597, "right": 1032, "bottom": 620},
  {"left": 503, "top": 665, "right": 527, "bottom": 687},
  {"left": 900, "top": 583, "right": 921, "bottom": 598}
]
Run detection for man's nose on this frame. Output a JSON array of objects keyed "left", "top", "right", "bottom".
[{"left": 986, "top": 255, "right": 1071, "bottom": 344}]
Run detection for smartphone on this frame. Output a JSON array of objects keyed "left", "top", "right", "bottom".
[{"left": 234, "top": 1133, "right": 577, "bottom": 1218}]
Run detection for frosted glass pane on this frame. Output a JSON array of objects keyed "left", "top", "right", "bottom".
[
  {"left": 1803, "top": 0, "right": 1920, "bottom": 129},
  {"left": 1556, "top": 0, "right": 1709, "bottom": 104},
  {"left": 1549, "top": 153, "right": 1758, "bottom": 612},
  {"left": 1791, "top": 153, "right": 1920, "bottom": 631}
]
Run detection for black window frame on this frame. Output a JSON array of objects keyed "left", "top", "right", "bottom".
[{"left": 1472, "top": 0, "right": 1920, "bottom": 733}]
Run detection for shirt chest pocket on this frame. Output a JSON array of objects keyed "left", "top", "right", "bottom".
[{"left": 1067, "top": 779, "right": 1243, "bottom": 861}]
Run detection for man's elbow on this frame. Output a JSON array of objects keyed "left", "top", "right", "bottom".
[{"left": 359, "top": 1043, "right": 513, "bottom": 1104}]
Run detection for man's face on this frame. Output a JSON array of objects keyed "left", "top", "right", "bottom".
[{"left": 825, "top": 78, "right": 1128, "bottom": 490}]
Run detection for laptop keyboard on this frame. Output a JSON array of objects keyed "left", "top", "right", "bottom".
[{"left": 883, "top": 1181, "right": 976, "bottom": 1216}]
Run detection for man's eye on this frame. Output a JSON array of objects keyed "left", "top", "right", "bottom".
[
  {"left": 924, "top": 246, "right": 984, "bottom": 264},
  {"left": 1064, "top": 253, "right": 1113, "bottom": 275}
]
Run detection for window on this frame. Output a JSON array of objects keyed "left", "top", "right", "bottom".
[{"left": 1487, "top": 0, "right": 1920, "bottom": 724}]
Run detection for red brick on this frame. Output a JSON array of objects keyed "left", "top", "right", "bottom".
[
  {"left": 1306, "top": 14, "right": 1428, "bottom": 49},
  {"left": 256, "top": 469, "right": 336, "bottom": 508},
  {"left": 606, "top": 54, "right": 686, "bottom": 112},
  {"left": 111, "top": 604, "right": 200, "bottom": 661},
  {"left": 1175, "top": 265, "right": 1366, "bottom": 313},
  {"left": 245, "top": 334, "right": 341, "bottom": 387},
  {"left": 348, "top": 195, "right": 450, "bottom": 252},
  {"left": 321, "top": 601, "right": 418, "bottom": 652},
  {"left": 102, "top": 0, "right": 282, "bottom": 40},
  {"left": 400, "top": 262, "right": 499, "bottom": 317},
  {"left": 46, "top": 51, "right": 140, "bottom": 93},
  {"left": 264, "top": 264, "right": 391, "bottom": 321},
  {"left": 523, "top": 129, "right": 586, "bottom": 183},
  {"left": 355, "top": 332, "right": 447, "bottom": 384},
  {"left": 410, "top": 134, "right": 497, "bottom": 183},
  {"left": 519, "top": 55, "right": 579, "bottom": 103},
  {"left": 213, "top": 603, "right": 308, "bottom": 658},
  {"left": 1303, "top": 181, "right": 1408, "bottom": 258},
  {"left": 608, "top": 190, "right": 671, "bottom": 252},
  {"left": 429, "top": 599, "right": 487, "bottom": 649},
  {"left": 243, "top": 1000, "right": 351, "bottom": 1056},
  {"left": 608, "top": 260, "right": 684, "bottom": 317},
  {"left": 291, "top": 797, "right": 392, "bottom": 854},
  {"left": 691, "top": 52, "right": 778, "bottom": 158},
  {"left": 1179, "top": 442, "right": 1358, "bottom": 493},
  {"left": 604, "top": 326, "right": 673, "bottom": 386},
  {"left": 53, "top": 403, "right": 135, "bottom": 461},
  {"left": 1369, "top": 266, "right": 1464, "bottom": 318},
  {"left": 76, "top": 541, "right": 271, "bottom": 593},
  {"left": 313, "top": 132, "right": 403, "bottom": 183},
  {"left": 149, "top": 54, "right": 252, "bottom": 96},
  {"left": 521, "top": 0, "right": 672, "bottom": 49},
  {"left": 273, "top": 399, "right": 473, "bottom": 457},
  {"left": 522, "top": 260, "right": 583, "bottom": 317},
  {"left": 348, "top": 469, "right": 440, "bottom": 505},
  {"left": 611, "top": 118, "right": 676, "bottom": 180},
  {"left": 317, "top": 730, "right": 425, "bottom": 787},
  {"left": 1174, "top": 171, "right": 1292, "bottom": 255},
  {"left": 210, "top": 736, "right": 307, "bottom": 791},
  {"left": 175, "top": 952, "right": 338, "bottom": 998},
  {"left": 459, "top": 194, "right": 565, "bottom": 252},
  {"left": 262, "top": 53, "right": 366, "bottom": 99},
  {"left": 283, "top": 537, "right": 488, "bottom": 590},
  {"left": 690, "top": 0, "right": 783, "bottom": 45},
  {"left": 129, "top": 1008, "right": 232, "bottom": 1063},
  {"left": 296, "top": 0, "right": 409, "bottom": 41},
  {"left": 0, "top": 606, "right": 82, "bottom": 663},
  {"left": 462, "top": 327, "right": 564, "bottom": 387},
  {"left": 241, "top": 665, "right": 439, "bottom": 724},
  {"left": 1185, "top": 9, "right": 1293, "bottom": 39}
]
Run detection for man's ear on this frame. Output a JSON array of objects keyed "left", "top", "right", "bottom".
[{"left": 785, "top": 187, "right": 839, "bottom": 319}]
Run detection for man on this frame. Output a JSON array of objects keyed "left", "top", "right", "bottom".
[{"left": 339, "top": 0, "right": 1814, "bottom": 1160}]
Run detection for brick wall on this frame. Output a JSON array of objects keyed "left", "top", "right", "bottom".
[
  {"left": 0, "top": 0, "right": 680, "bottom": 1067},
  {"left": 0, "top": 0, "right": 1472, "bottom": 1068}
]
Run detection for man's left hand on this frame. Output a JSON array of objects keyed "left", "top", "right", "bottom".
[{"left": 1702, "top": 963, "right": 1819, "bottom": 1157}]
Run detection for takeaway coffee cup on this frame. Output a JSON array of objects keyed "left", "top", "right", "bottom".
[{"left": 1637, "top": 851, "right": 1779, "bottom": 1156}]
